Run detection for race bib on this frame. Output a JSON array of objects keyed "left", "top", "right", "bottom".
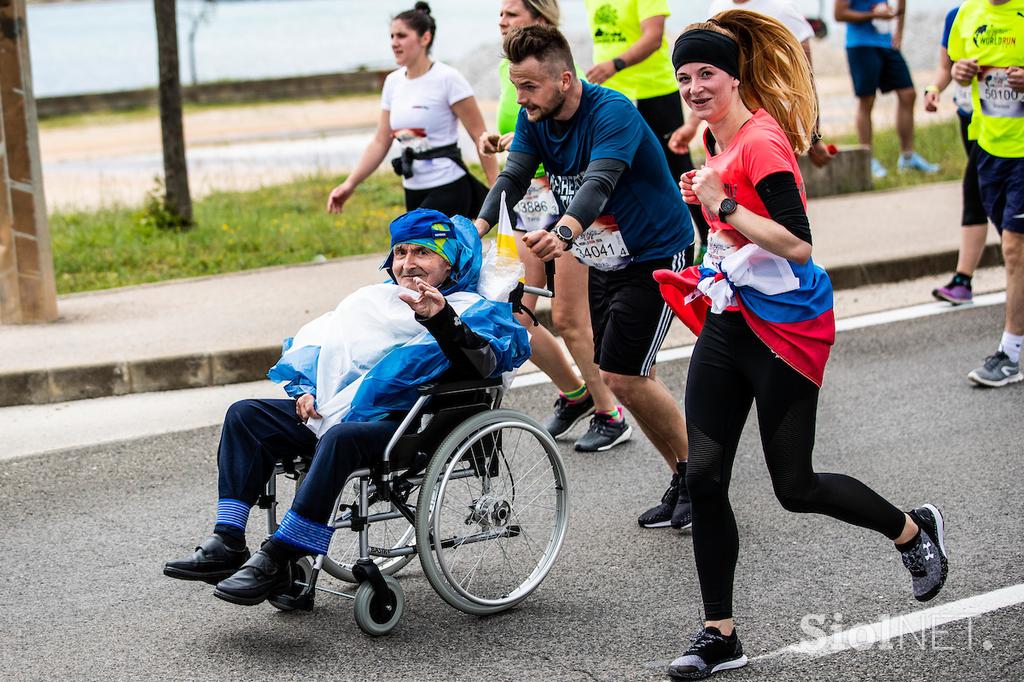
[
  {"left": 978, "top": 67, "right": 1024, "bottom": 119},
  {"left": 392, "top": 128, "right": 430, "bottom": 152},
  {"left": 953, "top": 83, "right": 973, "bottom": 115},
  {"left": 705, "top": 229, "right": 746, "bottom": 269},
  {"left": 514, "top": 177, "right": 559, "bottom": 232},
  {"left": 572, "top": 215, "right": 631, "bottom": 271}
]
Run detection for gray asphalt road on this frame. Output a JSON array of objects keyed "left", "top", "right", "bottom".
[{"left": 3, "top": 304, "right": 1022, "bottom": 681}]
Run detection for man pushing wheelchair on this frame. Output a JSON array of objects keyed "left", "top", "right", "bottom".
[{"left": 164, "top": 208, "right": 530, "bottom": 606}]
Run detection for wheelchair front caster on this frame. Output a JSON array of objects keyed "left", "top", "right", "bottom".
[
  {"left": 353, "top": 575, "right": 404, "bottom": 636},
  {"left": 268, "top": 557, "right": 314, "bottom": 612}
]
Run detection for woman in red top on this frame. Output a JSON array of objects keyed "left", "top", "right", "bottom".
[{"left": 662, "top": 11, "right": 949, "bottom": 680}]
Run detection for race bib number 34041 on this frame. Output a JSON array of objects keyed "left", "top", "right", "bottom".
[
  {"left": 979, "top": 67, "right": 1024, "bottom": 119},
  {"left": 572, "top": 215, "right": 631, "bottom": 271}
]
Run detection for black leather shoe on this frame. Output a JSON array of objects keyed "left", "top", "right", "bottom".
[
  {"left": 164, "top": 534, "right": 250, "bottom": 584},
  {"left": 213, "top": 550, "right": 292, "bottom": 606}
]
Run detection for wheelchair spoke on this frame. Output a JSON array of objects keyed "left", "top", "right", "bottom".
[{"left": 420, "top": 414, "right": 569, "bottom": 611}]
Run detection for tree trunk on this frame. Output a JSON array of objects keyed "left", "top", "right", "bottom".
[{"left": 153, "top": 0, "right": 193, "bottom": 227}]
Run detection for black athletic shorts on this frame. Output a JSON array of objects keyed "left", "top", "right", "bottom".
[
  {"left": 404, "top": 173, "right": 476, "bottom": 217},
  {"left": 975, "top": 147, "right": 1024, "bottom": 234},
  {"left": 588, "top": 246, "right": 692, "bottom": 377}
]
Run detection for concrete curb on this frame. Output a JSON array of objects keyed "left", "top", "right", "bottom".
[{"left": 0, "top": 244, "right": 1004, "bottom": 408}]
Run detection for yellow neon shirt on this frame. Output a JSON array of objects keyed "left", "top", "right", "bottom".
[
  {"left": 947, "top": 0, "right": 1024, "bottom": 158},
  {"left": 584, "top": 0, "right": 678, "bottom": 100}
]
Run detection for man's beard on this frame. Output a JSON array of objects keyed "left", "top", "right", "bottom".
[{"left": 530, "top": 90, "right": 567, "bottom": 122}]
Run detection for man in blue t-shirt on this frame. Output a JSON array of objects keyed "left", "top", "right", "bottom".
[
  {"left": 835, "top": 0, "right": 940, "bottom": 177},
  {"left": 475, "top": 24, "right": 695, "bottom": 528}
]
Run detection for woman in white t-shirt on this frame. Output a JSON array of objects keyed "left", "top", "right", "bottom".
[{"left": 326, "top": 3, "right": 498, "bottom": 217}]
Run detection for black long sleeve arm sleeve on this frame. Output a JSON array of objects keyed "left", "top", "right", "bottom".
[
  {"left": 477, "top": 151, "right": 541, "bottom": 227},
  {"left": 418, "top": 303, "right": 497, "bottom": 380},
  {"left": 563, "top": 158, "right": 627, "bottom": 229},
  {"left": 753, "top": 171, "right": 812, "bottom": 245}
]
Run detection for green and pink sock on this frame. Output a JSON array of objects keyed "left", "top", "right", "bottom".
[
  {"left": 596, "top": 405, "right": 623, "bottom": 423},
  {"left": 560, "top": 384, "right": 589, "bottom": 404}
]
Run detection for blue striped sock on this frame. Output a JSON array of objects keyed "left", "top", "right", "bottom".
[
  {"left": 215, "top": 498, "right": 251, "bottom": 531},
  {"left": 273, "top": 509, "right": 334, "bottom": 556}
]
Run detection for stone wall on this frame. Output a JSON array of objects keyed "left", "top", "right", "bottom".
[{"left": 800, "top": 145, "right": 873, "bottom": 199}]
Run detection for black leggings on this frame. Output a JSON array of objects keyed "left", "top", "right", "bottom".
[
  {"left": 636, "top": 91, "right": 711, "bottom": 246},
  {"left": 404, "top": 173, "right": 476, "bottom": 217},
  {"left": 684, "top": 312, "right": 906, "bottom": 620}
]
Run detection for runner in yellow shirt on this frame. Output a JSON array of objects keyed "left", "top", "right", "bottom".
[
  {"left": 584, "top": 0, "right": 711, "bottom": 259},
  {"left": 948, "top": 0, "right": 1024, "bottom": 387}
]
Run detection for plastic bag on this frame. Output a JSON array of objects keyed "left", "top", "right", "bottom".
[{"left": 476, "top": 190, "right": 525, "bottom": 302}]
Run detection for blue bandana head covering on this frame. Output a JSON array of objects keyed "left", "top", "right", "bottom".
[{"left": 381, "top": 209, "right": 483, "bottom": 295}]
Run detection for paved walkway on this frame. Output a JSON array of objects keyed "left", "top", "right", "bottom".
[{"left": 0, "top": 180, "right": 1004, "bottom": 407}]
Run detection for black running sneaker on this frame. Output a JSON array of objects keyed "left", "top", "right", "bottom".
[
  {"left": 638, "top": 473, "right": 680, "bottom": 528},
  {"left": 668, "top": 626, "right": 748, "bottom": 680},
  {"left": 899, "top": 504, "right": 949, "bottom": 602},
  {"left": 671, "top": 462, "right": 692, "bottom": 530},
  {"left": 574, "top": 413, "right": 632, "bottom": 452},
  {"left": 543, "top": 393, "right": 595, "bottom": 439}
]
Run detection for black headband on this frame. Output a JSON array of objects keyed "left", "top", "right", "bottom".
[{"left": 671, "top": 29, "right": 740, "bottom": 79}]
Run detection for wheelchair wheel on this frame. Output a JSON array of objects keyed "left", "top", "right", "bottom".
[
  {"left": 353, "top": 575, "right": 405, "bottom": 636},
  {"left": 415, "top": 409, "right": 569, "bottom": 616},
  {"left": 268, "top": 556, "right": 313, "bottom": 612},
  {"left": 322, "top": 479, "right": 417, "bottom": 583}
]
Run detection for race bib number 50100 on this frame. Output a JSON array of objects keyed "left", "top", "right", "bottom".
[{"left": 978, "top": 67, "right": 1024, "bottom": 119}]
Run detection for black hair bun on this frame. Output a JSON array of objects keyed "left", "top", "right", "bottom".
[{"left": 414, "top": 1, "right": 432, "bottom": 14}]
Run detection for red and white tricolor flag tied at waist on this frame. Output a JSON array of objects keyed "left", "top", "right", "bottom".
[{"left": 654, "top": 243, "right": 836, "bottom": 387}]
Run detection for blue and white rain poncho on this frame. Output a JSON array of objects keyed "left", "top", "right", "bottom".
[{"left": 267, "top": 209, "right": 530, "bottom": 437}]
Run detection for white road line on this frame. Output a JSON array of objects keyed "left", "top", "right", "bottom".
[
  {"left": 835, "top": 291, "right": 1005, "bottom": 332},
  {"left": 754, "top": 583, "right": 1024, "bottom": 661},
  {"left": 1, "top": 291, "right": 1007, "bottom": 462},
  {"left": 642, "top": 583, "right": 1024, "bottom": 669},
  {"left": 513, "top": 291, "right": 1005, "bottom": 391}
]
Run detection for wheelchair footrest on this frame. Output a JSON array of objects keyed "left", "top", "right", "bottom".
[{"left": 270, "top": 590, "right": 314, "bottom": 611}]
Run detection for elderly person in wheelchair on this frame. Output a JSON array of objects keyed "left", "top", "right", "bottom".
[{"left": 164, "top": 208, "right": 531, "bottom": 608}]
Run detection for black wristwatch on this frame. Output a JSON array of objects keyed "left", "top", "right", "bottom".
[
  {"left": 612, "top": 57, "right": 627, "bottom": 72},
  {"left": 547, "top": 223, "right": 576, "bottom": 250},
  {"left": 717, "top": 197, "right": 738, "bottom": 223}
]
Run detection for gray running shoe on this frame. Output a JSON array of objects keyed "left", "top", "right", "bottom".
[
  {"left": 668, "top": 626, "right": 748, "bottom": 680},
  {"left": 543, "top": 393, "right": 595, "bottom": 439},
  {"left": 900, "top": 504, "right": 948, "bottom": 602},
  {"left": 574, "top": 413, "right": 632, "bottom": 452},
  {"left": 967, "top": 351, "right": 1023, "bottom": 388}
]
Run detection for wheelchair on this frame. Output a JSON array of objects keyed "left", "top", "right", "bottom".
[{"left": 256, "top": 375, "right": 570, "bottom": 636}]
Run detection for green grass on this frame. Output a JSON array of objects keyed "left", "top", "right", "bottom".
[
  {"left": 833, "top": 117, "right": 964, "bottom": 191},
  {"left": 50, "top": 119, "right": 966, "bottom": 295},
  {"left": 51, "top": 173, "right": 407, "bottom": 293}
]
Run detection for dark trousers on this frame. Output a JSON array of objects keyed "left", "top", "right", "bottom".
[
  {"left": 217, "top": 399, "right": 399, "bottom": 523},
  {"left": 684, "top": 312, "right": 906, "bottom": 620}
]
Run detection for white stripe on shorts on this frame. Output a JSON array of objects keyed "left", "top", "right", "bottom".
[{"left": 640, "top": 250, "right": 687, "bottom": 376}]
